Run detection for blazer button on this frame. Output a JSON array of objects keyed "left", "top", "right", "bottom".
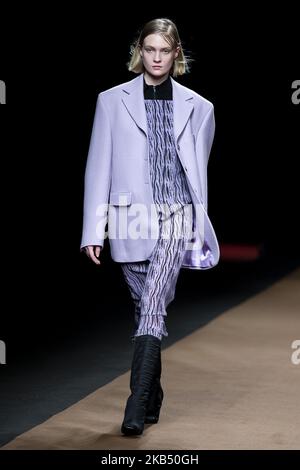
[
  {"left": 177, "top": 144, "right": 180, "bottom": 151},
  {"left": 184, "top": 166, "right": 188, "bottom": 172}
]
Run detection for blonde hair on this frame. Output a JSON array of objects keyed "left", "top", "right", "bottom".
[{"left": 127, "top": 18, "right": 193, "bottom": 77}]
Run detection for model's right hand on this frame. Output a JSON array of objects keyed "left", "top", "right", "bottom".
[{"left": 84, "top": 245, "right": 102, "bottom": 265}]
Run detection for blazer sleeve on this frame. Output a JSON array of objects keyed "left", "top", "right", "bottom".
[
  {"left": 80, "top": 93, "right": 112, "bottom": 251},
  {"left": 195, "top": 104, "right": 215, "bottom": 212}
]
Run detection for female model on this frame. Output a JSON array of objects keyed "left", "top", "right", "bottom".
[{"left": 80, "top": 18, "right": 219, "bottom": 436}]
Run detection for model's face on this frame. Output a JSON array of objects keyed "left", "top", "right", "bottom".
[{"left": 139, "top": 33, "right": 179, "bottom": 79}]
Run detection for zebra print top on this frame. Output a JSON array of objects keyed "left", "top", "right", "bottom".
[{"left": 143, "top": 74, "right": 192, "bottom": 211}]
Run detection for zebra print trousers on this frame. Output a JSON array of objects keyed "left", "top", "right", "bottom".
[{"left": 120, "top": 203, "right": 194, "bottom": 342}]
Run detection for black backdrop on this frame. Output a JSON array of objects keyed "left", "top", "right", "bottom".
[{"left": 1, "top": 8, "right": 299, "bottom": 361}]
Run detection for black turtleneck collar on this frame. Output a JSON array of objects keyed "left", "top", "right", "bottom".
[{"left": 143, "top": 74, "right": 172, "bottom": 100}]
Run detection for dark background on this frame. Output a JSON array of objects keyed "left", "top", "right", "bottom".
[{"left": 1, "top": 7, "right": 299, "bottom": 362}]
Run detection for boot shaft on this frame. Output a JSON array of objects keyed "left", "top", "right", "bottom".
[{"left": 129, "top": 334, "right": 161, "bottom": 394}]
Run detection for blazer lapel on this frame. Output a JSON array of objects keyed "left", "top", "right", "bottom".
[
  {"left": 121, "top": 73, "right": 194, "bottom": 143},
  {"left": 121, "top": 74, "right": 148, "bottom": 136},
  {"left": 171, "top": 76, "right": 194, "bottom": 143}
]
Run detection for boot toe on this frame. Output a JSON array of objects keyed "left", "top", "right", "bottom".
[{"left": 121, "top": 423, "right": 143, "bottom": 435}]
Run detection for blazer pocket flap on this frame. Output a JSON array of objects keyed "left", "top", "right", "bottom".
[{"left": 109, "top": 191, "right": 132, "bottom": 206}]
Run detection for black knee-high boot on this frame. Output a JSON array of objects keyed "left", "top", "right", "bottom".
[
  {"left": 121, "top": 334, "right": 161, "bottom": 435},
  {"left": 130, "top": 335, "right": 164, "bottom": 424},
  {"left": 144, "top": 345, "right": 164, "bottom": 424}
]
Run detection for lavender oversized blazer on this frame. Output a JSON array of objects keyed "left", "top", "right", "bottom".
[{"left": 80, "top": 73, "right": 220, "bottom": 270}]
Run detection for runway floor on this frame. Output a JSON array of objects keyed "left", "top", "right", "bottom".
[{"left": 1, "top": 263, "right": 299, "bottom": 450}]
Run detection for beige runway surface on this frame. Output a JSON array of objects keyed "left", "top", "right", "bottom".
[{"left": 1, "top": 268, "right": 299, "bottom": 450}]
